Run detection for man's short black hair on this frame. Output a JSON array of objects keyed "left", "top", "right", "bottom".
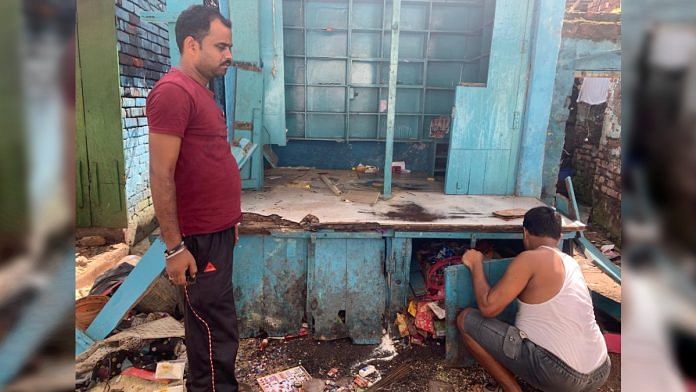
[
  {"left": 175, "top": 5, "right": 231, "bottom": 53},
  {"left": 523, "top": 206, "right": 562, "bottom": 239}
]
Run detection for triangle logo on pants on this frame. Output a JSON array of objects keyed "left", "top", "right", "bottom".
[{"left": 204, "top": 261, "right": 217, "bottom": 273}]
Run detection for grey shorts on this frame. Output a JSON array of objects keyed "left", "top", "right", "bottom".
[{"left": 463, "top": 309, "right": 611, "bottom": 392}]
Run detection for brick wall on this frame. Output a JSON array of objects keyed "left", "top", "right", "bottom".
[
  {"left": 569, "top": 78, "right": 621, "bottom": 242},
  {"left": 115, "top": 0, "right": 171, "bottom": 244},
  {"left": 570, "top": 102, "right": 607, "bottom": 204},
  {"left": 589, "top": 77, "right": 621, "bottom": 242}
]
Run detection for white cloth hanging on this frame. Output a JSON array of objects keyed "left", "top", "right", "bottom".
[{"left": 577, "top": 77, "right": 610, "bottom": 105}]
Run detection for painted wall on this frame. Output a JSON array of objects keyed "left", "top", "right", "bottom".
[
  {"left": 116, "top": 0, "right": 171, "bottom": 243},
  {"left": 540, "top": 2, "right": 620, "bottom": 202}
]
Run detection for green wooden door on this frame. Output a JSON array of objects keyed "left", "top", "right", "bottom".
[{"left": 75, "top": 0, "right": 127, "bottom": 228}]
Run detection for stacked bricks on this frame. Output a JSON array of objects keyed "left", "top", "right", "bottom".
[{"left": 589, "top": 77, "right": 621, "bottom": 242}]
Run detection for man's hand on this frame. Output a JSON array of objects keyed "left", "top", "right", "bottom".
[
  {"left": 166, "top": 249, "right": 198, "bottom": 286},
  {"left": 461, "top": 249, "right": 484, "bottom": 269}
]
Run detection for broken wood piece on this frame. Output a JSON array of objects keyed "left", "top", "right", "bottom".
[
  {"left": 492, "top": 208, "right": 528, "bottom": 219},
  {"left": 342, "top": 190, "right": 380, "bottom": 205},
  {"left": 319, "top": 174, "right": 343, "bottom": 195}
]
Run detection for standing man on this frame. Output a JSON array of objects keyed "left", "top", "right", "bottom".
[
  {"left": 456, "top": 207, "right": 610, "bottom": 392},
  {"left": 147, "top": 5, "right": 241, "bottom": 392}
]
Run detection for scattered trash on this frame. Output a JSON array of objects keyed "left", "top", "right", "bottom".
[
  {"left": 257, "top": 366, "right": 312, "bottom": 392},
  {"left": 415, "top": 301, "right": 435, "bottom": 335},
  {"left": 353, "top": 375, "right": 370, "bottom": 388},
  {"left": 327, "top": 367, "right": 339, "bottom": 378},
  {"left": 283, "top": 325, "right": 310, "bottom": 341},
  {"left": 395, "top": 313, "right": 410, "bottom": 337},
  {"left": 391, "top": 161, "right": 411, "bottom": 174},
  {"left": 427, "top": 302, "right": 446, "bottom": 320},
  {"left": 407, "top": 300, "right": 418, "bottom": 318},
  {"left": 358, "top": 365, "right": 376, "bottom": 378},
  {"left": 433, "top": 320, "right": 446, "bottom": 338},
  {"left": 259, "top": 338, "right": 270, "bottom": 351},
  {"left": 120, "top": 367, "right": 158, "bottom": 382},
  {"left": 600, "top": 244, "right": 621, "bottom": 260},
  {"left": 155, "top": 360, "right": 185, "bottom": 381}
]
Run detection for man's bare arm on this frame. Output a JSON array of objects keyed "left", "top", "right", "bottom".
[
  {"left": 149, "top": 133, "right": 183, "bottom": 249},
  {"left": 462, "top": 250, "right": 533, "bottom": 318}
]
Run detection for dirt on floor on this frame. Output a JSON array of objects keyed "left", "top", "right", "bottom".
[{"left": 235, "top": 335, "right": 620, "bottom": 391}]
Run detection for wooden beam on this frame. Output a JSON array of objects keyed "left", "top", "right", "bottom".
[
  {"left": 382, "top": 0, "right": 401, "bottom": 200},
  {"left": 319, "top": 175, "right": 342, "bottom": 196}
]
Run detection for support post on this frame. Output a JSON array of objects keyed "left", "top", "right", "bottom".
[{"left": 382, "top": 0, "right": 401, "bottom": 200}]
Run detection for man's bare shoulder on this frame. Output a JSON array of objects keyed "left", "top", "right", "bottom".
[{"left": 511, "top": 249, "right": 550, "bottom": 268}]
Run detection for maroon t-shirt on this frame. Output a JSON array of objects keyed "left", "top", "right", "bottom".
[{"left": 147, "top": 68, "right": 242, "bottom": 236}]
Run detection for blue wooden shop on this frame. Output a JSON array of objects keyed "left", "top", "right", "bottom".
[{"left": 76, "top": 0, "right": 621, "bottom": 365}]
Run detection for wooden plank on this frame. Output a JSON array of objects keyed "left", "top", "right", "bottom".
[
  {"left": 346, "top": 239, "right": 386, "bottom": 344},
  {"left": 77, "top": 0, "right": 127, "bottom": 228},
  {"left": 0, "top": 254, "right": 74, "bottom": 385},
  {"left": 233, "top": 235, "right": 265, "bottom": 337},
  {"left": 576, "top": 236, "right": 621, "bottom": 284},
  {"left": 75, "top": 28, "right": 91, "bottom": 227},
  {"left": 386, "top": 238, "right": 412, "bottom": 321},
  {"left": 86, "top": 239, "right": 166, "bottom": 340},
  {"left": 310, "top": 238, "right": 348, "bottom": 340},
  {"left": 591, "top": 290, "right": 621, "bottom": 322},
  {"left": 444, "top": 260, "right": 515, "bottom": 367},
  {"left": 383, "top": 0, "right": 402, "bottom": 199},
  {"left": 262, "top": 237, "right": 308, "bottom": 336},
  {"left": 516, "top": 0, "right": 566, "bottom": 196},
  {"left": 260, "top": 0, "right": 287, "bottom": 146},
  {"left": 320, "top": 174, "right": 343, "bottom": 196},
  {"left": 75, "top": 328, "right": 95, "bottom": 356}
]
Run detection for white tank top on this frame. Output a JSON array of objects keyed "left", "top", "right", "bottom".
[{"left": 515, "top": 246, "right": 608, "bottom": 374}]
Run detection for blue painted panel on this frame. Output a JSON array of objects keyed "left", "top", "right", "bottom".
[
  {"left": 233, "top": 235, "right": 265, "bottom": 337},
  {"left": 444, "top": 260, "right": 517, "bottom": 367},
  {"left": 309, "top": 238, "right": 349, "bottom": 340},
  {"left": 0, "top": 253, "right": 75, "bottom": 384},
  {"left": 260, "top": 0, "right": 287, "bottom": 146},
  {"left": 229, "top": 0, "right": 264, "bottom": 190},
  {"left": 445, "top": 0, "right": 533, "bottom": 195},
  {"left": 386, "top": 238, "right": 412, "bottom": 320},
  {"left": 516, "top": 0, "right": 565, "bottom": 197},
  {"left": 308, "top": 237, "right": 386, "bottom": 343},
  {"left": 262, "top": 237, "right": 308, "bottom": 336},
  {"left": 86, "top": 239, "right": 166, "bottom": 340},
  {"left": 346, "top": 240, "right": 386, "bottom": 344}
]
